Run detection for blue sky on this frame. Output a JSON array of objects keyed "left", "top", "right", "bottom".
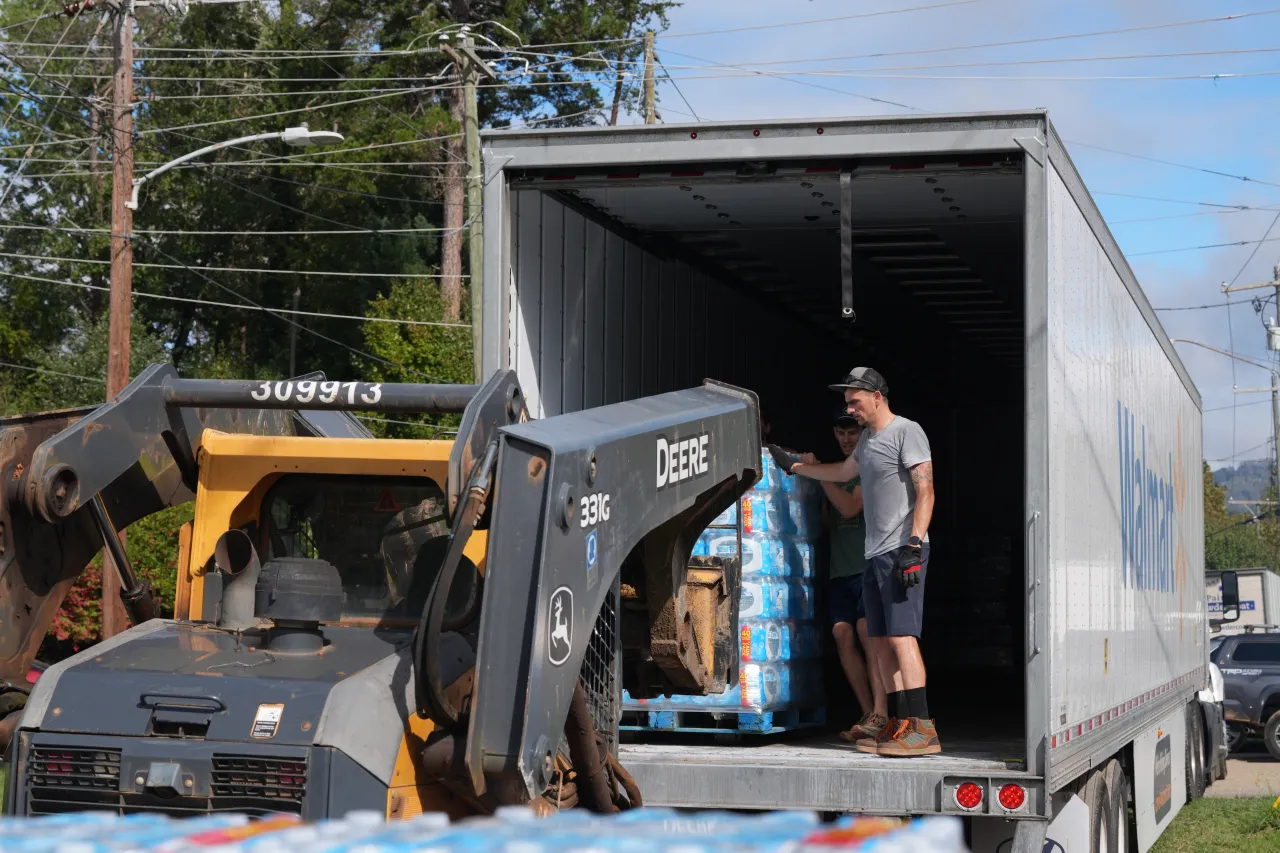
[{"left": 630, "top": 0, "right": 1280, "bottom": 473}]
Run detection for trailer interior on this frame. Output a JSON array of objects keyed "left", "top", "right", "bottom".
[{"left": 506, "top": 148, "right": 1029, "bottom": 807}]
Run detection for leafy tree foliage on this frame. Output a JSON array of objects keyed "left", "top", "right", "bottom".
[{"left": 2, "top": 0, "right": 676, "bottom": 655}]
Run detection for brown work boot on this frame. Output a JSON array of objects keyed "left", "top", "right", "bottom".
[
  {"left": 840, "top": 712, "right": 889, "bottom": 743},
  {"left": 877, "top": 718, "right": 942, "bottom": 757},
  {"left": 854, "top": 717, "right": 898, "bottom": 754}
]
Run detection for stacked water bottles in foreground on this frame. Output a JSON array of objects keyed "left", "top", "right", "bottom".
[
  {"left": 0, "top": 807, "right": 969, "bottom": 853},
  {"left": 623, "top": 448, "right": 826, "bottom": 730}
]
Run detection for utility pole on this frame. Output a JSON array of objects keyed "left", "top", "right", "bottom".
[
  {"left": 442, "top": 32, "right": 496, "bottom": 383},
  {"left": 642, "top": 31, "right": 656, "bottom": 125},
  {"left": 1272, "top": 371, "right": 1280, "bottom": 497},
  {"left": 463, "top": 34, "right": 485, "bottom": 384},
  {"left": 104, "top": 0, "right": 135, "bottom": 640}
]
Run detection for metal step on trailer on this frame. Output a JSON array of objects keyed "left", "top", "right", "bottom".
[
  {"left": 621, "top": 704, "right": 826, "bottom": 735},
  {"left": 617, "top": 730, "right": 1035, "bottom": 814}
]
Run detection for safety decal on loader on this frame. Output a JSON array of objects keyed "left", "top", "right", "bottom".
[{"left": 251, "top": 703, "right": 285, "bottom": 739}]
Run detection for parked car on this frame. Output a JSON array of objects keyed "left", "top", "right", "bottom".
[{"left": 1211, "top": 629, "right": 1280, "bottom": 758}]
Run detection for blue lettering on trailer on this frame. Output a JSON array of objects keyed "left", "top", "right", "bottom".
[{"left": 1117, "top": 401, "right": 1177, "bottom": 593}]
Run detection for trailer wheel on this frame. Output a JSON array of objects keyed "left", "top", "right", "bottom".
[
  {"left": 1079, "top": 769, "right": 1110, "bottom": 853},
  {"left": 1103, "top": 760, "right": 1134, "bottom": 853},
  {"left": 1223, "top": 717, "right": 1244, "bottom": 753},
  {"left": 1263, "top": 711, "right": 1280, "bottom": 761},
  {"left": 1187, "top": 704, "right": 1206, "bottom": 801}
]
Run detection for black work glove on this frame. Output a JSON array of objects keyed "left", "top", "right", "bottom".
[{"left": 896, "top": 538, "right": 923, "bottom": 589}]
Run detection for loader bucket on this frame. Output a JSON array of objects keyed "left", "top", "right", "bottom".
[{"left": 0, "top": 407, "right": 103, "bottom": 681}]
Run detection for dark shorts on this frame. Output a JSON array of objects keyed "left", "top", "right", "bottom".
[
  {"left": 863, "top": 543, "right": 930, "bottom": 638},
  {"left": 828, "top": 574, "right": 866, "bottom": 627}
]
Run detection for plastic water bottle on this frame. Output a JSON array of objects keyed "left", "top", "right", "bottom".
[
  {"left": 741, "top": 494, "right": 794, "bottom": 536},
  {"left": 711, "top": 500, "right": 738, "bottom": 526},
  {"left": 739, "top": 580, "right": 765, "bottom": 618},
  {"left": 764, "top": 620, "right": 787, "bottom": 662},
  {"left": 789, "top": 540, "right": 817, "bottom": 579}
]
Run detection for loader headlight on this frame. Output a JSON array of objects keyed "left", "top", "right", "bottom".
[{"left": 145, "top": 761, "right": 184, "bottom": 798}]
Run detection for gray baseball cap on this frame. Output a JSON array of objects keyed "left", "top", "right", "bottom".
[{"left": 830, "top": 366, "right": 888, "bottom": 395}]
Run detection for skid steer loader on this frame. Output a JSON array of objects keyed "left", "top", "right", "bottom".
[{"left": 0, "top": 365, "right": 762, "bottom": 820}]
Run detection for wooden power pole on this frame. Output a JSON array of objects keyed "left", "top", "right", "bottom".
[
  {"left": 442, "top": 33, "right": 496, "bottom": 383},
  {"left": 104, "top": 0, "right": 135, "bottom": 639},
  {"left": 642, "top": 31, "right": 656, "bottom": 124}
]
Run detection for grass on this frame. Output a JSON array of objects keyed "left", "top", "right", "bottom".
[{"left": 1151, "top": 797, "right": 1280, "bottom": 853}]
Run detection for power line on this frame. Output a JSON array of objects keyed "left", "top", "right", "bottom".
[
  {"left": 1206, "top": 398, "right": 1272, "bottom": 413},
  {"left": 666, "top": 8, "right": 1280, "bottom": 64},
  {"left": 1067, "top": 141, "right": 1280, "bottom": 191},
  {"left": 0, "top": 221, "right": 465, "bottom": 237},
  {"left": 655, "top": 0, "right": 990, "bottom": 40},
  {"left": 0, "top": 359, "right": 105, "bottom": 385},
  {"left": 1129, "top": 236, "right": 1280, "bottom": 257},
  {"left": 655, "top": 47, "right": 922, "bottom": 112},
  {"left": 1095, "top": 190, "right": 1279, "bottom": 210},
  {"left": 655, "top": 53, "right": 699, "bottom": 122},
  {"left": 0, "top": 250, "right": 466, "bottom": 279},
  {"left": 1154, "top": 297, "right": 1258, "bottom": 311},
  {"left": 0, "top": 270, "right": 470, "bottom": 328},
  {"left": 134, "top": 239, "right": 452, "bottom": 382}
]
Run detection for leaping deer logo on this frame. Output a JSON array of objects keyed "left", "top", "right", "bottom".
[{"left": 548, "top": 586, "right": 573, "bottom": 665}]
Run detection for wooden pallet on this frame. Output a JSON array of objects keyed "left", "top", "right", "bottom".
[{"left": 619, "top": 704, "right": 826, "bottom": 735}]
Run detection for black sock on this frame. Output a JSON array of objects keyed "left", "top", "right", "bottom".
[
  {"left": 888, "top": 691, "right": 907, "bottom": 719},
  {"left": 905, "top": 687, "right": 929, "bottom": 720}
]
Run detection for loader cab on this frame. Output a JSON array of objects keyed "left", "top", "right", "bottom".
[{"left": 177, "top": 429, "right": 489, "bottom": 627}]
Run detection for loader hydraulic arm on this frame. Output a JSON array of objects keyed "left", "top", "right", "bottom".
[
  {"left": 429, "top": 380, "right": 763, "bottom": 804},
  {"left": 0, "top": 363, "right": 396, "bottom": 687}
]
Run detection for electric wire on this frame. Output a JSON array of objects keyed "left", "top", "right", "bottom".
[
  {"left": 0, "top": 250, "right": 465, "bottom": 278},
  {"left": 0, "top": 358, "right": 105, "bottom": 385},
  {"left": 0, "top": 270, "right": 470, "bottom": 328},
  {"left": 134, "top": 238, "right": 452, "bottom": 382}
]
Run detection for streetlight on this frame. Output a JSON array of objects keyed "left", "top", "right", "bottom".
[{"left": 126, "top": 124, "right": 344, "bottom": 209}]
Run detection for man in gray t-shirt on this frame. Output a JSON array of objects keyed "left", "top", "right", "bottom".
[{"left": 792, "top": 367, "right": 939, "bottom": 758}]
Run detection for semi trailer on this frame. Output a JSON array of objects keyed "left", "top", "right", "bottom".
[{"left": 477, "top": 110, "right": 1231, "bottom": 853}]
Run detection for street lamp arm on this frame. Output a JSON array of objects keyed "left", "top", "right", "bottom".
[
  {"left": 126, "top": 130, "right": 284, "bottom": 210},
  {"left": 1172, "top": 339, "right": 1275, "bottom": 373}
]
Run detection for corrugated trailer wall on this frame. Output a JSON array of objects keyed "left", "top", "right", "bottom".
[
  {"left": 508, "top": 189, "right": 831, "bottom": 424},
  {"left": 1045, "top": 159, "right": 1205, "bottom": 788}
]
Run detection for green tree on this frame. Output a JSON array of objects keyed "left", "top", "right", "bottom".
[
  {"left": 1204, "top": 462, "right": 1280, "bottom": 573},
  {"left": 2, "top": 0, "right": 677, "bottom": 658}
]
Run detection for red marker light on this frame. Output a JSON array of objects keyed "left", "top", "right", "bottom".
[
  {"left": 998, "top": 784, "right": 1026, "bottom": 810},
  {"left": 753, "top": 129, "right": 760, "bottom": 137},
  {"left": 954, "top": 782, "right": 983, "bottom": 810},
  {"left": 690, "top": 132, "right": 698, "bottom": 139}
]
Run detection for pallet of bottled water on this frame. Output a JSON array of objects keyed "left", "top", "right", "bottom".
[
  {"left": 0, "top": 806, "right": 969, "bottom": 852},
  {"left": 623, "top": 448, "right": 828, "bottom": 735}
]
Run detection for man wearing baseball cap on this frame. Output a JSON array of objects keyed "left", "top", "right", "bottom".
[
  {"left": 821, "top": 407, "right": 888, "bottom": 744},
  {"left": 792, "top": 367, "right": 939, "bottom": 757}
]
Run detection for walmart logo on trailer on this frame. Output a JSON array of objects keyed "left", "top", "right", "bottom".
[{"left": 1117, "top": 401, "right": 1178, "bottom": 592}]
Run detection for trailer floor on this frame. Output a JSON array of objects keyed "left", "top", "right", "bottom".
[{"left": 618, "top": 724, "right": 1029, "bottom": 814}]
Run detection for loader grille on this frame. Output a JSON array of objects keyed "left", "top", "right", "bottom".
[
  {"left": 28, "top": 745, "right": 122, "bottom": 792},
  {"left": 23, "top": 744, "right": 306, "bottom": 817},
  {"left": 210, "top": 753, "right": 308, "bottom": 807},
  {"left": 579, "top": 583, "right": 620, "bottom": 755}
]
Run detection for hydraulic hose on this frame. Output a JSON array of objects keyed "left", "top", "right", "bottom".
[{"left": 414, "top": 439, "right": 499, "bottom": 727}]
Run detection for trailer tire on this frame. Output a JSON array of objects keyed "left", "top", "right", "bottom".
[
  {"left": 1187, "top": 704, "right": 1206, "bottom": 801},
  {"left": 1103, "top": 760, "right": 1135, "bottom": 853},
  {"left": 1263, "top": 711, "right": 1280, "bottom": 762},
  {"left": 1080, "top": 769, "right": 1109, "bottom": 853},
  {"left": 1226, "top": 722, "right": 1246, "bottom": 753}
]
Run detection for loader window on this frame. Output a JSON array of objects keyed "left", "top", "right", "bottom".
[{"left": 261, "top": 474, "right": 451, "bottom": 621}]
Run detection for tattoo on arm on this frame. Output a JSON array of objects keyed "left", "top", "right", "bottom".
[{"left": 910, "top": 461, "right": 933, "bottom": 486}]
